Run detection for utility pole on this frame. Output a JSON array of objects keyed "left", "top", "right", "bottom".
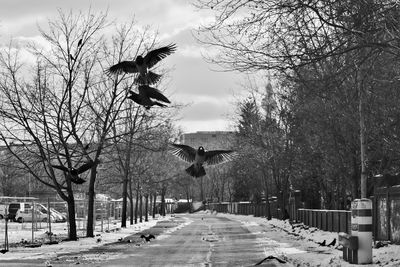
[{"left": 359, "top": 70, "right": 367, "bottom": 199}]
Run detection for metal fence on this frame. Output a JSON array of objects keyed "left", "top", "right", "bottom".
[
  {"left": 0, "top": 198, "right": 129, "bottom": 247},
  {"left": 373, "top": 186, "right": 400, "bottom": 243},
  {"left": 296, "top": 209, "right": 351, "bottom": 234},
  {"left": 209, "top": 201, "right": 351, "bottom": 234}
]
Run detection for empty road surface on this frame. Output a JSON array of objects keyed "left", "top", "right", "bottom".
[
  {"left": 4, "top": 213, "right": 302, "bottom": 266},
  {"left": 104, "top": 213, "right": 294, "bottom": 266}
]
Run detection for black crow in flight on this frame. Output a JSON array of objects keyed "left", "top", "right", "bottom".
[
  {"left": 52, "top": 160, "right": 98, "bottom": 184},
  {"left": 126, "top": 85, "right": 170, "bottom": 109},
  {"left": 169, "top": 144, "right": 237, "bottom": 177},
  {"left": 107, "top": 43, "right": 177, "bottom": 85}
]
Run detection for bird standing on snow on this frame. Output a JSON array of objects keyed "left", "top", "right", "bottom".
[
  {"left": 107, "top": 43, "right": 177, "bottom": 85},
  {"left": 126, "top": 85, "right": 170, "bottom": 109},
  {"left": 169, "top": 144, "right": 237, "bottom": 177},
  {"left": 52, "top": 160, "right": 99, "bottom": 184}
]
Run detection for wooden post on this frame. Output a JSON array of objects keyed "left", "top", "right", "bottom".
[
  {"left": 5, "top": 208, "right": 9, "bottom": 251},
  {"left": 31, "top": 201, "right": 34, "bottom": 242},
  {"left": 48, "top": 198, "right": 52, "bottom": 242}
]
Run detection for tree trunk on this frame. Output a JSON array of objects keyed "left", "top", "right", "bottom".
[
  {"left": 129, "top": 193, "right": 133, "bottom": 225},
  {"left": 129, "top": 178, "right": 134, "bottom": 225},
  {"left": 66, "top": 194, "right": 78, "bottom": 240},
  {"left": 135, "top": 182, "right": 139, "bottom": 224},
  {"left": 145, "top": 194, "right": 149, "bottom": 222},
  {"left": 152, "top": 193, "right": 157, "bottom": 218},
  {"left": 86, "top": 167, "right": 97, "bottom": 237},
  {"left": 121, "top": 174, "right": 128, "bottom": 228},
  {"left": 139, "top": 192, "right": 143, "bottom": 223},
  {"left": 161, "top": 186, "right": 166, "bottom": 216}
]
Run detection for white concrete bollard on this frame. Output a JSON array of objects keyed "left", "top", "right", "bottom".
[{"left": 352, "top": 198, "right": 373, "bottom": 264}]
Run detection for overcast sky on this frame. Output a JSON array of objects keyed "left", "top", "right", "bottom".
[{"left": 0, "top": 0, "right": 249, "bottom": 133}]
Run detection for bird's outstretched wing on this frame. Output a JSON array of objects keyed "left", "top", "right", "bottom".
[
  {"left": 139, "top": 85, "right": 170, "bottom": 103},
  {"left": 108, "top": 61, "right": 138, "bottom": 74},
  {"left": 204, "top": 150, "right": 237, "bottom": 165},
  {"left": 76, "top": 160, "right": 97, "bottom": 174},
  {"left": 71, "top": 177, "right": 86, "bottom": 184},
  {"left": 52, "top": 165, "right": 69, "bottom": 172},
  {"left": 169, "top": 144, "right": 197, "bottom": 163},
  {"left": 144, "top": 44, "right": 177, "bottom": 69}
]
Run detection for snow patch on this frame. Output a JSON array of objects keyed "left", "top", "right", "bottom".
[{"left": 156, "top": 217, "right": 193, "bottom": 241}]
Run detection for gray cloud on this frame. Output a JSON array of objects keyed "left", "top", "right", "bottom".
[{"left": 180, "top": 100, "right": 232, "bottom": 121}]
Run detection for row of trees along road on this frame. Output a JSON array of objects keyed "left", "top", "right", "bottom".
[
  {"left": 0, "top": 10, "right": 179, "bottom": 240},
  {"left": 196, "top": 1, "right": 400, "bottom": 210}
]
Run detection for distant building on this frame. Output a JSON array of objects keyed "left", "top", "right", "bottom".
[{"left": 179, "top": 131, "right": 236, "bottom": 149}]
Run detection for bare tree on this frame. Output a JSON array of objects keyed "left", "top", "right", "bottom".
[
  {"left": 0, "top": 9, "right": 174, "bottom": 238},
  {"left": 196, "top": 0, "right": 400, "bottom": 199}
]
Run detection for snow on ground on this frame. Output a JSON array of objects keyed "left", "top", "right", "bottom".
[
  {"left": 156, "top": 216, "right": 193, "bottom": 241},
  {"left": 0, "top": 215, "right": 173, "bottom": 261},
  {"left": 0, "top": 212, "right": 399, "bottom": 267},
  {"left": 218, "top": 213, "right": 400, "bottom": 267}
]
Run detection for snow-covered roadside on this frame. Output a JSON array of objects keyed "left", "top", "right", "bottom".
[
  {"left": 0, "top": 215, "right": 173, "bottom": 261},
  {"left": 218, "top": 213, "right": 400, "bottom": 267}
]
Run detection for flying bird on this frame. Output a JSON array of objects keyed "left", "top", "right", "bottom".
[
  {"left": 140, "top": 234, "right": 155, "bottom": 242},
  {"left": 169, "top": 144, "right": 237, "bottom": 177},
  {"left": 52, "top": 160, "right": 98, "bottom": 184},
  {"left": 126, "top": 85, "right": 170, "bottom": 109},
  {"left": 317, "top": 239, "right": 326, "bottom": 246},
  {"left": 107, "top": 43, "right": 177, "bottom": 85}
]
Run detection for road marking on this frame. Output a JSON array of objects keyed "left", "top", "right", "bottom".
[{"left": 202, "top": 224, "right": 215, "bottom": 267}]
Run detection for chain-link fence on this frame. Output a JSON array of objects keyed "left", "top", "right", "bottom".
[{"left": 0, "top": 198, "right": 124, "bottom": 247}]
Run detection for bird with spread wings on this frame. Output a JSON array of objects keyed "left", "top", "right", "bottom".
[
  {"left": 126, "top": 85, "right": 170, "bottom": 109},
  {"left": 52, "top": 160, "right": 98, "bottom": 184},
  {"left": 169, "top": 144, "right": 237, "bottom": 177},
  {"left": 107, "top": 43, "right": 177, "bottom": 85}
]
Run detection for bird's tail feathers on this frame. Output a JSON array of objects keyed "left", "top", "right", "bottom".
[
  {"left": 134, "top": 71, "right": 161, "bottom": 85},
  {"left": 186, "top": 164, "right": 206, "bottom": 177}
]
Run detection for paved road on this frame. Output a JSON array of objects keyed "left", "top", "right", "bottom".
[
  {"left": 1, "top": 213, "right": 294, "bottom": 266},
  {"left": 103, "top": 213, "right": 292, "bottom": 267}
]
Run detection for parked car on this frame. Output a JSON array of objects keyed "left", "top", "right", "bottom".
[
  {"left": 15, "top": 208, "right": 55, "bottom": 223},
  {"left": 8, "top": 202, "right": 32, "bottom": 221},
  {"left": 50, "top": 208, "right": 67, "bottom": 222},
  {"left": 37, "top": 204, "right": 66, "bottom": 222}
]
